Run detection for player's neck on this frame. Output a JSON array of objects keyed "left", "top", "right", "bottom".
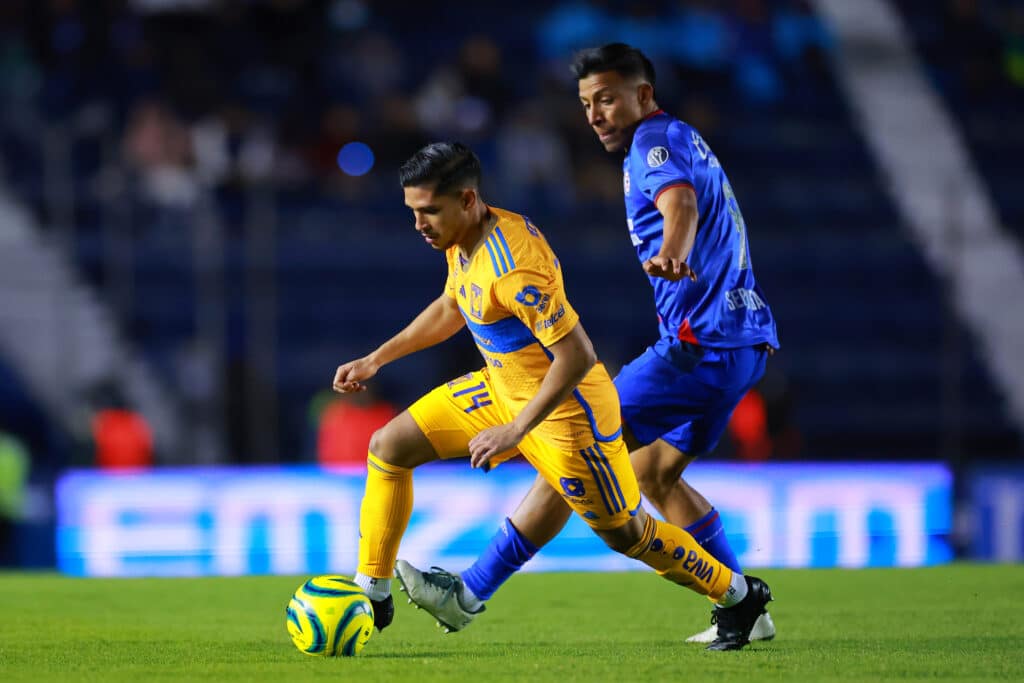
[
  {"left": 641, "top": 101, "right": 661, "bottom": 119},
  {"left": 457, "top": 206, "right": 496, "bottom": 260},
  {"left": 623, "top": 103, "right": 662, "bottom": 151}
]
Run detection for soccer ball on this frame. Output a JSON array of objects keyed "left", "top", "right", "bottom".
[{"left": 286, "top": 575, "right": 374, "bottom": 657}]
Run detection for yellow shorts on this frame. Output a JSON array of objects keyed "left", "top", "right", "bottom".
[{"left": 408, "top": 369, "right": 641, "bottom": 530}]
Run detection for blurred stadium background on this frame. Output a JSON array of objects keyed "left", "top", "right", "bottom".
[{"left": 0, "top": 0, "right": 1021, "bottom": 575}]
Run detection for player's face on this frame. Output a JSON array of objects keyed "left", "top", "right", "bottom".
[
  {"left": 403, "top": 185, "right": 474, "bottom": 251},
  {"left": 578, "top": 71, "right": 651, "bottom": 152}
]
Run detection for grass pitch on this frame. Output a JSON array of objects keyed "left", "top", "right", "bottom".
[{"left": 1, "top": 564, "right": 1020, "bottom": 682}]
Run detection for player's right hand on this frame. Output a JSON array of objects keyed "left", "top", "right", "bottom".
[
  {"left": 642, "top": 255, "right": 698, "bottom": 282},
  {"left": 332, "top": 356, "right": 379, "bottom": 393}
]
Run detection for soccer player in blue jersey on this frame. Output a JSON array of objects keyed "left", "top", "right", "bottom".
[{"left": 396, "top": 44, "right": 779, "bottom": 649}]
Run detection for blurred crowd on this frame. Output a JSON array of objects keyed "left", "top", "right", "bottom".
[
  {"left": 897, "top": 0, "right": 1024, "bottom": 108},
  {"left": 0, "top": 0, "right": 838, "bottom": 211}
]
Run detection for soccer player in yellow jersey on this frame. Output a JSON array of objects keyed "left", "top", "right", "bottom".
[{"left": 333, "top": 142, "right": 767, "bottom": 644}]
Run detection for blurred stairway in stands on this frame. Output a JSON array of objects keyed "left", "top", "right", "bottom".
[
  {"left": 814, "top": 0, "right": 1024, "bottom": 435},
  {"left": 0, "top": 189, "right": 182, "bottom": 460}
]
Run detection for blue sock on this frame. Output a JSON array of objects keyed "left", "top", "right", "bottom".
[
  {"left": 685, "top": 508, "right": 742, "bottom": 574},
  {"left": 461, "top": 518, "right": 539, "bottom": 601}
]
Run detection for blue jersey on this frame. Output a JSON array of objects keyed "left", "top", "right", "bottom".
[{"left": 624, "top": 110, "right": 779, "bottom": 349}]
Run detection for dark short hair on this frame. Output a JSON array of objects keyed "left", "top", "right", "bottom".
[
  {"left": 399, "top": 142, "right": 481, "bottom": 195},
  {"left": 570, "top": 43, "right": 656, "bottom": 86}
]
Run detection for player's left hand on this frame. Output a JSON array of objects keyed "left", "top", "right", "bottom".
[
  {"left": 643, "top": 255, "right": 697, "bottom": 282},
  {"left": 469, "top": 423, "right": 524, "bottom": 471}
]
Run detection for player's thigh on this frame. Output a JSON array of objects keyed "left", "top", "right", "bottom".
[
  {"left": 519, "top": 435, "right": 641, "bottom": 532},
  {"left": 407, "top": 369, "right": 519, "bottom": 467},
  {"left": 630, "top": 438, "right": 696, "bottom": 488}
]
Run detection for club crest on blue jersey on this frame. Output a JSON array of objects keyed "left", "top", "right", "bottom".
[
  {"left": 470, "top": 283, "right": 483, "bottom": 319},
  {"left": 646, "top": 146, "right": 669, "bottom": 167},
  {"left": 623, "top": 170, "right": 630, "bottom": 195}
]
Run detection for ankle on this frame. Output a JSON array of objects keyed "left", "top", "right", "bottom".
[
  {"left": 717, "top": 572, "right": 748, "bottom": 607},
  {"left": 459, "top": 581, "right": 483, "bottom": 612},
  {"left": 354, "top": 573, "right": 391, "bottom": 601}
]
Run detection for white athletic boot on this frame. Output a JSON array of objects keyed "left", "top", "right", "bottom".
[
  {"left": 686, "top": 609, "right": 776, "bottom": 644},
  {"left": 394, "top": 559, "right": 485, "bottom": 633}
]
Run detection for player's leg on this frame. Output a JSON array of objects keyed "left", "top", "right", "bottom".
[
  {"left": 354, "top": 409, "right": 435, "bottom": 615},
  {"left": 616, "top": 343, "right": 745, "bottom": 571},
  {"left": 459, "top": 473, "right": 570, "bottom": 603},
  {"left": 565, "top": 438, "right": 771, "bottom": 650},
  {"left": 617, "top": 341, "right": 773, "bottom": 642},
  {"left": 628, "top": 436, "right": 742, "bottom": 579},
  {"left": 395, "top": 473, "right": 570, "bottom": 632},
  {"left": 357, "top": 370, "right": 513, "bottom": 630}
]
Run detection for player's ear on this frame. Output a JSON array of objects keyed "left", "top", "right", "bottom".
[
  {"left": 637, "top": 82, "right": 654, "bottom": 109},
  {"left": 460, "top": 187, "right": 477, "bottom": 211}
]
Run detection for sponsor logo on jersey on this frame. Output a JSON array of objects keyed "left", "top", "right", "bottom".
[
  {"left": 646, "top": 146, "right": 669, "bottom": 167},
  {"left": 516, "top": 285, "right": 550, "bottom": 313},
  {"left": 623, "top": 170, "right": 631, "bottom": 194},
  {"left": 515, "top": 285, "right": 542, "bottom": 307},
  {"left": 690, "top": 130, "right": 721, "bottom": 168},
  {"left": 534, "top": 304, "right": 565, "bottom": 332}
]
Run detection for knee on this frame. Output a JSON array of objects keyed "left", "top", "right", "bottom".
[
  {"left": 635, "top": 456, "right": 685, "bottom": 501},
  {"left": 595, "top": 514, "right": 645, "bottom": 555},
  {"left": 368, "top": 424, "right": 410, "bottom": 467}
]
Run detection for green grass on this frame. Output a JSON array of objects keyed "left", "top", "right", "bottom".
[{"left": 1, "top": 565, "right": 1021, "bottom": 682}]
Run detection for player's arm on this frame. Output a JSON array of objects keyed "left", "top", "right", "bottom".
[
  {"left": 468, "top": 321, "right": 596, "bottom": 468},
  {"left": 643, "top": 184, "right": 699, "bottom": 282},
  {"left": 333, "top": 294, "right": 464, "bottom": 393}
]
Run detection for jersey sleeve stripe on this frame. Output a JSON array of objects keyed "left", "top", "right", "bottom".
[
  {"left": 483, "top": 237, "right": 504, "bottom": 276},
  {"left": 493, "top": 227, "right": 516, "bottom": 271},
  {"left": 653, "top": 181, "right": 695, "bottom": 205}
]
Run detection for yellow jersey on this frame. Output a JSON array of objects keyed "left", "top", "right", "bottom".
[{"left": 443, "top": 206, "right": 621, "bottom": 449}]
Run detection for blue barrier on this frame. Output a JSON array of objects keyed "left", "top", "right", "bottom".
[
  {"left": 56, "top": 462, "right": 952, "bottom": 577},
  {"left": 968, "top": 467, "right": 1024, "bottom": 561}
]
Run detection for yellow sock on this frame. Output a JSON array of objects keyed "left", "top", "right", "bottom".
[
  {"left": 357, "top": 452, "right": 413, "bottom": 579},
  {"left": 626, "top": 515, "right": 733, "bottom": 601}
]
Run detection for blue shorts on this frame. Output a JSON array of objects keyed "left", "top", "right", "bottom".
[{"left": 614, "top": 337, "right": 768, "bottom": 456}]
